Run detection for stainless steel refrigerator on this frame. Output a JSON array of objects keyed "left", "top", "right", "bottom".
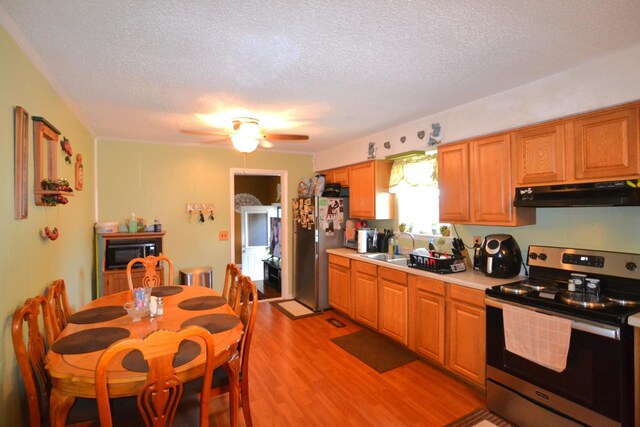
[{"left": 292, "top": 197, "right": 348, "bottom": 311}]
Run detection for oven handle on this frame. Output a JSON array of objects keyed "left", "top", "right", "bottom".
[{"left": 485, "top": 297, "right": 620, "bottom": 340}]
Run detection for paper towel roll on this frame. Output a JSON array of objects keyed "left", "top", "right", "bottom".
[{"left": 357, "top": 229, "right": 368, "bottom": 253}]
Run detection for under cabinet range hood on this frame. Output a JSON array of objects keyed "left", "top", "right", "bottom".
[{"left": 514, "top": 180, "right": 640, "bottom": 207}]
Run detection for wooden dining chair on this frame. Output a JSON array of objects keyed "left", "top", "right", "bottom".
[
  {"left": 95, "top": 326, "right": 215, "bottom": 427},
  {"left": 223, "top": 263, "right": 242, "bottom": 313},
  {"left": 44, "top": 279, "right": 73, "bottom": 342},
  {"left": 212, "top": 275, "right": 259, "bottom": 427},
  {"left": 126, "top": 254, "right": 174, "bottom": 291},
  {"left": 12, "top": 296, "right": 97, "bottom": 427}
]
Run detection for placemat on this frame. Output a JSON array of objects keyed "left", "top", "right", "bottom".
[
  {"left": 151, "top": 286, "right": 184, "bottom": 297},
  {"left": 121, "top": 339, "right": 201, "bottom": 372},
  {"left": 178, "top": 296, "right": 227, "bottom": 311},
  {"left": 181, "top": 314, "right": 240, "bottom": 334},
  {"left": 51, "top": 327, "right": 130, "bottom": 355},
  {"left": 67, "top": 306, "right": 127, "bottom": 324}
]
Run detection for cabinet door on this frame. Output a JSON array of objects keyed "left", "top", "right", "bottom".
[
  {"left": 470, "top": 134, "right": 513, "bottom": 223},
  {"left": 349, "top": 162, "right": 376, "bottom": 219},
  {"left": 574, "top": 107, "right": 639, "bottom": 180},
  {"left": 414, "top": 288, "right": 445, "bottom": 364},
  {"left": 352, "top": 261, "right": 378, "bottom": 329},
  {"left": 514, "top": 123, "right": 566, "bottom": 185},
  {"left": 328, "top": 256, "right": 351, "bottom": 314},
  {"left": 438, "top": 142, "right": 470, "bottom": 222},
  {"left": 332, "top": 167, "right": 350, "bottom": 187},
  {"left": 378, "top": 267, "right": 408, "bottom": 345},
  {"left": 446, "top": 286, "right": 486, "bottom": 386}
]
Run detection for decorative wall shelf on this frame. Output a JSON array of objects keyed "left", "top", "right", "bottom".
[{"left": 32, "top": 116, "right": 68, "bottom": 206}]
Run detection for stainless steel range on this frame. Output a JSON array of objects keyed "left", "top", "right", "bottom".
[{"left": 485, "top": 245, "right": 640, "bottom": 427}]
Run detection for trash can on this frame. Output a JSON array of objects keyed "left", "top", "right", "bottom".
[{"left": 179, "top": 266, "right": 213, "bottom": 288}]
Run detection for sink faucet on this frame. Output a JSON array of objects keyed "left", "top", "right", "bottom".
[{"left": 397, "top": 232, "right": 415, "bottom": 254}]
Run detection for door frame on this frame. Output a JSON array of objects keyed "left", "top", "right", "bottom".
[{"left": 230, "top": 168, "right": 290, "bottom": 300}]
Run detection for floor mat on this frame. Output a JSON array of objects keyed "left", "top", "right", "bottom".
[
  {"left": 330, "top": 329, "right": 417, "bottom": 373},
  {"left": 270, "top": 299, "right": 321, "bottom": 320},
  {"left": 444, "top": 408, "right": 515, "bottom": 427}
]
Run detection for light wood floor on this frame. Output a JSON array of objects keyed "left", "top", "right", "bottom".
[{"left": 208, "top": 301, "right": 486, "bottom": 426}]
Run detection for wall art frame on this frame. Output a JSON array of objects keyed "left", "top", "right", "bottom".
[{"left": 14, "top": 106, "right": 29, "bottom": 219}]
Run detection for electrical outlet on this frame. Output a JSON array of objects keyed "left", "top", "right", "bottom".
[
  {"left": 473, "top": 236, "right": 482, "bottom": 246},
  {"left": 219, "top": 231, "right": 229, "bottom": 241}
]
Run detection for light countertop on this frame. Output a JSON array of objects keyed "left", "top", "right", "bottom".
[
  {"left": 628, "top": 313, "right": 640, "bottom": 327},
  {"left": 326, "top": 247, "right": 525, "bottom": 291}
]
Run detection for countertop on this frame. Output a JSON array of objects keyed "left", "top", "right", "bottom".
[
  {"left": 326, "top": 247, "right": 525, "bottom": 291},
  {"left": 628, "top": 313, "right": 640, "bottom": 327}
]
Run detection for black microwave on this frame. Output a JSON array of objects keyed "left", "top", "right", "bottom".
[{"left": 105, "top": 240, "right": 158, "bottom": 270}]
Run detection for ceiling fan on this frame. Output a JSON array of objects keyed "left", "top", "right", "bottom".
[{"left": 181, "top": 117, "right": 309, "bottom": 153}]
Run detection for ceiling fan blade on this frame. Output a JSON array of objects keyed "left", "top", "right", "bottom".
[
  {"left": 180, "top": 129, "right": 229, "bottom": 137},
  {"left": 263, "top": 133, "right": 309, "bottom": 141}
]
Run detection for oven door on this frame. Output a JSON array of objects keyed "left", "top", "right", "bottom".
[{"left": 486, "top": 299, "right": 634, "bottom": 427}]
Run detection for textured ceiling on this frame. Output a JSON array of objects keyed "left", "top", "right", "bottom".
[{"left": 2, "top": 0, "right": 640, "bottom": 153}]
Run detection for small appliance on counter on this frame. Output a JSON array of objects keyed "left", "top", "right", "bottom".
[{"left": 479, "top": 234, "right": 522, "bottom": 278}]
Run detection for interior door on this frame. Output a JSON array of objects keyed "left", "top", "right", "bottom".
[{"left": 240, "top": 206, "right": 276, "bottom": 280}]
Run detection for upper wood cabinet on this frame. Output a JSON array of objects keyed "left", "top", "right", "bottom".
[
  {"left": 513, "top": 123, "right": 567, "bottom": 185},
  {"left": 438, "top": 142, "right": 470, "bottom": 222},
  {"left": 322, "top": 166, "right": 350, "bottom": 187},
  {"left": 439, "top": 137, "right": 535, "bottom": 226},
  {"left": 470, "top": 134, "right": 515, "bottom": 224},
  {"left": 574, "top": 106, "right": 639, "bottom": 180},
  {"left": 348, "top": 160, "right": 394, "bottom": 220}
]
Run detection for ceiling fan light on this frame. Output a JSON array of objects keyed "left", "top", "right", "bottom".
[
  {"left": 231, "top": 135, "right": 260, "bottom": 153},
  {"left": 237, "top": 121, "right": 263, "bottom": 139}
]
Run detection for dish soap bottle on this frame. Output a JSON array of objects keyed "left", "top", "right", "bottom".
[
  {"left": 128, "top": 212, "right": 137, "bottom": 233},
  {"left": 388, "top": 237, "right": 395, "bottom": 255}
]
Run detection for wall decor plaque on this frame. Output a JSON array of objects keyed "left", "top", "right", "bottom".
[{"left": 14, "top": 106, "right": 29, "bottom": 219}]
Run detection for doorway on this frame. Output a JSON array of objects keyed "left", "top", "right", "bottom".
[{"left": 230, "top": 169, "right": 289, "bottom": 301}]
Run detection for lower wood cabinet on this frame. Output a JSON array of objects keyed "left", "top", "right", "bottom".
[
  {"left": 378, "top": 267, "right": 408, "bottom": 345},
  {"left": 103, "top": 268, "right": 163, "bottom": 295},
  {"left": 328, "top": 254, "right": 351, "bottom": 315},
  {"left": 409, "top": 275, "right": 446, "bottom": 365},
  {"left": 446, "top": 284, "right": 486, "bottom": 386},
  {"left": 351, "top": 260, "right": 378, "bottom": 329}
]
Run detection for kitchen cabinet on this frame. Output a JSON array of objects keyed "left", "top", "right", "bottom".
[
  {"left": 409, "top": 275, "right": 445, "bottom": 364},
  {"left": 103, "top": 268, "right": 163, "bottom": 295},
  {"left": 328, "top": 254, "right": 351, "bottom": 315},
  {"left": 96, "top": 231, "right": 165, "bottom": 296},
  {"left": 348, "top": 160, "right": 394, "bottom": 220},
  {"left": 322, "top": 167, "right": 350, "bottom": 187},
  {"left": 351, "top": 260, "right": 378, "bottom": 329},
  {"left": 378, "top": 267, "right": 408, "bottom": 345},
  {"left": 438, "top": 136, "right": 535, "bottom": 226},
  {"left": 438, "top": 142, "right": 470, "bottom": 222},
  {"left": 513, "top": 122, "right": 567, "bottom": 185},
  {"left": 574, "top": 106, "right": 639, "bottom": 180},
  {"left": 446, "top": 284, "right": 486, "bottom": 387}
]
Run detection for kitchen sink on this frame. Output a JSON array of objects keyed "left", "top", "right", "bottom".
[{"left": 361, "top": 253, "right": 409, "bottom": 265}]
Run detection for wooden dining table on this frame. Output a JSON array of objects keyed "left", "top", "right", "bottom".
[{"left": 45, "top": 285, "right": 243, "bottom": 427}]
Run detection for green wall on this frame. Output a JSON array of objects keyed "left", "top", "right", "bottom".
[
  {"left": 0, "top": 26, "right": 96, "bottom": 424},
  {"left": 97, "top": 139, "right": 313, "bottom": 292}
]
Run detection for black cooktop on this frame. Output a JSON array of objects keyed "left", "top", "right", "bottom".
[{"left": 485, "top": 282, "right": 640, "bottom": 326}]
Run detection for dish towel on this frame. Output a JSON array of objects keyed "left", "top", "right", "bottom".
[{"left": 503, "top": 304, "right": 571, "bottom": 372}]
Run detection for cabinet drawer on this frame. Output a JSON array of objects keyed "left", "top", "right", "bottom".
[
  {"left": 328, "top": 254, "right": 350, "bottom": 268},
  {"left": 415, "top": 275, "right": 445, "bottom": 296},
  {"left": 353, "top": 260, "right": 377, "bottom": 275},
  {"left": 379, "top": 266, "right": 407, "bottom": 285},
  {"left": 448, "top": 284, "right": 485, "bottom": 306}
]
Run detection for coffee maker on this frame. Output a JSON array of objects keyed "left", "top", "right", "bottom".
[{"left": 479, "top": 234, "right": 522, "bottom": 278}]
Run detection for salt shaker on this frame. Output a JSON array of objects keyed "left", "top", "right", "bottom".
[
  {"left": 149, "top": 296, "right": 158, "bottom": 317},
  {"left": 157, "top": 297, "right": 164, "bottom": 316}
]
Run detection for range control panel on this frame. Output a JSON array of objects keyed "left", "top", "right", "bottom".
[
  {"left": 528, "top": 245, "right": 640, "bottom": 280},
  {"left": 562, "top": 253, "right": 605, "bottom": 268}
]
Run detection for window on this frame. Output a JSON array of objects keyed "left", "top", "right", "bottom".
[{"left": 389, "top": 152, "right": 442, "bottom": 234}]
